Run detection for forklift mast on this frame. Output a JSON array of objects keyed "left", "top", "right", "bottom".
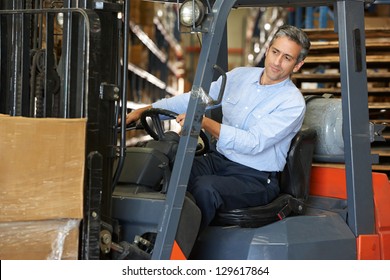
[
  {"left": 0, "top": 0, "right": 376, "bottom": 260},
  {"left": 0, "top": 0, "right": 122, "bottom": 259}
]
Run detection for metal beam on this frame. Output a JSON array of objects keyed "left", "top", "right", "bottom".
[
  {"left": 151, "top": 0, "right": 237, "bottom": 260},
  {"left": 150, "top": 0, "right": 374, "bottom": 8},
  {"left": 336, "top": 0, "right": 375, "bottom": 235}
]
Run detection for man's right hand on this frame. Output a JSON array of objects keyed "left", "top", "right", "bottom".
[{"left": 124, "top": 105, "right": 152, "bottom": 125}]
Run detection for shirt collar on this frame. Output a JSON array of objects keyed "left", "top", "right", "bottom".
[{"left": 252, "top": 68, "right": 291, "bottom": 88}]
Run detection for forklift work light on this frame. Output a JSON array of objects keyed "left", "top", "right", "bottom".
[{"left": 179, "top": 0, "right": 205, "bottom": 27}]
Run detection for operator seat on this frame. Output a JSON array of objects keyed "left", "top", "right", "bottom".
[{"left": 213, "top": 126, "right": 317, "bottom": 228}]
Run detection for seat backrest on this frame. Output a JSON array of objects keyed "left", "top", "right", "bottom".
[{"left": 279, "top": 126, "right": 317, "bottom": 201}]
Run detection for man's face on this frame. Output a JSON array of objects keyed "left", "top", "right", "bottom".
[{"left": 263, "top": 36, "right": 305, "bottom": 85}]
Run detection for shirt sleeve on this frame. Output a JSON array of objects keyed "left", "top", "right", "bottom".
[
  {"left": 152, "top": 76, "right": 224, "bottom": 113},
  {"left": 152, "top": 92, "right": 191, "bottom": 114}
]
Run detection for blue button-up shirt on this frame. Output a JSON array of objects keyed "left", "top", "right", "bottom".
[{"left": 153, "top": 67, "right": 305, "bottom": 172}]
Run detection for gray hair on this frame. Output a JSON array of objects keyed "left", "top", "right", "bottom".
[{"left": 270, "top": 25, "right": 311, "bottom": 63}]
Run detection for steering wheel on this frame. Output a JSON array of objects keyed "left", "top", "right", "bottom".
[{"left": 140, "top": 108, "right": 209, "bottom": 156}]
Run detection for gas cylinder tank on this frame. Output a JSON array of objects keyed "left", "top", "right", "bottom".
[{"left": 303, "top": 96, "right": 344, "bottom": 163}]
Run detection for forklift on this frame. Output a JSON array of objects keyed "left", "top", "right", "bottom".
[{"left": 0, "top": 0, "right": 389, "bottom": 260}]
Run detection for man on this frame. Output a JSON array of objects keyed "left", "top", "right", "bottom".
[{"left": 125, "top": 25, "right": 311, "bottom": 230}]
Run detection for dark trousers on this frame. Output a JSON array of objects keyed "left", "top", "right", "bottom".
[{"left": 187, "top": 151, "right": 280, "bottom": 231}]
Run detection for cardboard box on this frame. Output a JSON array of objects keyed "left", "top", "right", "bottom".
[
  {"left": 0, "top": 115, "right": 86, "bottom": 222},
  {"left": 0, "top": 219, "right": 80, "bottom": 260}
]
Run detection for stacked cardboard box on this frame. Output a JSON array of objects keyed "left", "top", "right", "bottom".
[{"left": 0, "top": 115, "right": 86, "bottom": 260}]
